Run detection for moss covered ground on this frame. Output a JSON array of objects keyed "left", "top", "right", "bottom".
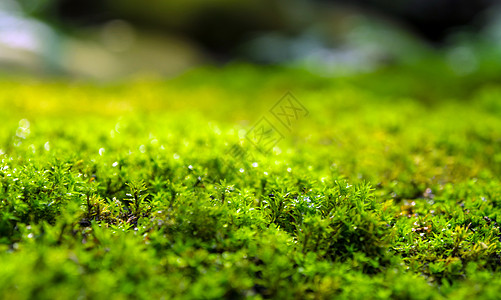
[{"left": 1, "top": 64, "right": 501, "bottom": 299}]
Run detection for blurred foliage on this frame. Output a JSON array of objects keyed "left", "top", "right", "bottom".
[{"left": 4, "top": 0, "right": 501, "bottom": 79}]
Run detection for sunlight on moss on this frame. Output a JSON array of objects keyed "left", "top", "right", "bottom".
[{"left": 0, "top": 65, "right": 500, "bottom": 298}]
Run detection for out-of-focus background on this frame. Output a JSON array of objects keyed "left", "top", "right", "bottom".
[{"left": 1, "top": 0, "right": 501, "bottom": 80}]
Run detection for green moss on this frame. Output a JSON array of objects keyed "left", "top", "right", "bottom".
[{"left": 0, "top": 64, "right": 500, "bottom": 298}]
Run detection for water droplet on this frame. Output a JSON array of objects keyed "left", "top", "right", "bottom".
[
  {"left": 188, "top": 165, "right": 193, "bottom": 170},
  {"left": 99, "top": 148, "right": 105, "bottom": 155},
  {"left": 139, "top": 145, "right": 146, "bottom": 153},
  {"left": 239, "top": 168, "right": 244, "bottom": 173},
  {"left": 19, "top": 119, "right": 30, "bottom": 129},
  {"left": 112, "top": 162, "right": 118, "bottom": 167},
  {"left": 213, "top": 125, "right": 222, "bottom": 135},
  {"left": 16, "top": 127, "right": 30, "bottom": 139},
  {"left": 264, "top": 172, "right": 268, "bottom": 176},
  {"left": 287, "top": 167, "right": 292, "bottom": 172},
  {"left": 173, "top": 153, "right": 180, "bottom": 159},
  {"left": 44, "top": 142, "right": 50, "bottom": 151},
  {"left": 252, "top": 162, "right": 258, "bottom": 168}
]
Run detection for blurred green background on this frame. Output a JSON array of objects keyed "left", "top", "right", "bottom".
[{"left": 1, "top": 0, "right": 501, "bottom": 80}]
